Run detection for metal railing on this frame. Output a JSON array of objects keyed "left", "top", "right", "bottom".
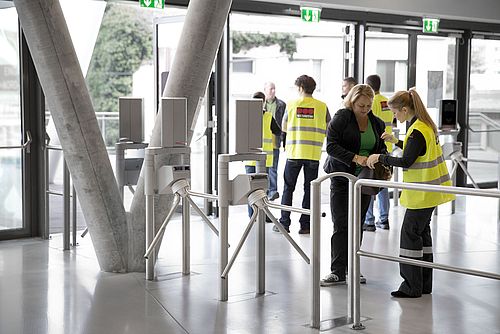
[
  {"left": 310, "top": 172, "right": 358, "bottom": 329},
  {"left": 0, "top": 130, "right": 32, "bottom": 151},
  {"left": 351, "top": 179, "right": 500, "bottom": 330},
  {"left": 44, "top": 143, "right": 79, "bottom": 249}
]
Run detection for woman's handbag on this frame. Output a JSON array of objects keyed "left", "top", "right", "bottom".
[{"left": 357, "top": 162, "right": 392, "bottom": 195}]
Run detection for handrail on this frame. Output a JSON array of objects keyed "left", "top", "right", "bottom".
[
  {"left": 351, "top": 179, "right": 500, "bottom": 330},
  {"left": 186, "top": 189, "right": 218, "bottom": 201},
  {"left": 0, "top": 131, "right": 32, "bottom": 150},
  {"left": 309, "top": 172, "right": 358, "bottom": 329},
  {"left": 468, "top": 112, "right": 500, "bottom": 132},
  {"left": 264, "top": 200, "right": 311, "bottom": 215}
]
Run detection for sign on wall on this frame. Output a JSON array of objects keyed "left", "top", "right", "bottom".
[
  {"left": 423, "top": 18, "right": 440, "bottom": 33},
  {"left": 301, "top": 7, "right": 321, "bottom": 23},
  {"left": 140, "top": 0, "right": 164, "bottom": 9}
]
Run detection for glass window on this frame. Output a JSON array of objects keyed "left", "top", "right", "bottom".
[
  {"left": 467, "top": 38, "right": 500, "bottom": 185},
  {"left": 232, "top": 58, "right": 254, "bottom": 73},
  {"left": 365, "top": 31, "right": 408, "bottom": 135},
  {"left": 0, "top": 7, "right": 23, "bottom": 231},
  {"left": 229, "top": 13, "right": 346, "bottom": 162},
  {"left": 416, "top": 35, "right": 456, "bottom": 125}
]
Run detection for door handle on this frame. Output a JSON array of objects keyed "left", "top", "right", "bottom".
[
  {"left": 22, "top": 131, "right": 32, "bottom": 154},
  {"left": 0, "top": 130, "right": 32, "bottom": 152}
]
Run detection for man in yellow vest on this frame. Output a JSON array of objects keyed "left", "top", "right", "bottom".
[
  {"left": 273, "top": 75, "right": 330, "bottom": 234},
  {"left": 363, "top": 74, "right": 394, "bottom": 231},
  {"left": 264, "top": 82, "right": 287, "bottom": 201},
  {"left": 245, "top": 91, "right": 275, "bottom": 218}
]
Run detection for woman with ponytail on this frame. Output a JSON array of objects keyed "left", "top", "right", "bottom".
[{"left": 366, "top": 88, "right": 454, "bottom": 298}]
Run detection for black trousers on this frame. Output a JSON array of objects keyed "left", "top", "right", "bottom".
[
  {"left": 398, "top": 207, "right": 435, "bottom": 297},
  {"left": 330, "top": 179, "right": 371, "bottom": 276}
]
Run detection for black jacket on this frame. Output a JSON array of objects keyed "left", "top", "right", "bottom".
[
  {"left": 323, "top": 108, "right": 388, "bottom": 183},
  {"left": 272, "top": 98, "right": 286, "bottom": 146}
]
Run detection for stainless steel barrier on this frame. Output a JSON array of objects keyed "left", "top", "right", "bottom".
[
  {"left": 310, "top": 172, "right": 358, "bottom": 329},
  {"left": 351, "top": 179, "right": 500, "bottom": 330},
  {"left": 392, "top": 128, "right": 400, "bottom": 207},
  {"left": 44, "top": 143, "right": 78, "bottom": 250}
]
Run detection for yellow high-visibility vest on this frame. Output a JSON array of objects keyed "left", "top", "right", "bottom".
[
  {"left": 247, "top": 111, "right": 273, "bottom": 167},
  {"left": 400, "top": 120, "right": 455, "bottom": 209},
  {"left": 285, "top": 97, "right": 327, "bottom": 161},
  {"left": 372, "top": 93, "right": 394, "bottom": 153}
]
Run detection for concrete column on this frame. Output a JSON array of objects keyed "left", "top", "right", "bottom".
[
  {"left": 128, "top": 0, "right": 232, "bottom": 271},
  {"left": 14, "top": 0, "right": 128, "bottom": 272}
]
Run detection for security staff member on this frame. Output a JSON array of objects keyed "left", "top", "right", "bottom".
[
  {"left": 246, "top": 91, "right": 275, "bottom": 218},
  {"left": 363, "top": 74, "right": 394, "bottom": 231},
  {"left": 367, "top": 88, "right": 455, "bottom": 298},
  {"left": 274, "top": 75, "right": 330, "bottom": 234},
  {"left": 264, "top": 82, "right": 286, "bottom": 201}
]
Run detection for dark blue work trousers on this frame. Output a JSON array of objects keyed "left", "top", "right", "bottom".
[{"left": 279, "top": 159, "right": 319, "bottom": 229}]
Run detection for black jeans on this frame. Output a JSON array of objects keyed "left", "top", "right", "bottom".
[
  {"left": 279, "top": 159, "right": 319, "bottom": 229},
  {"left": 330, "top": 179, "right": 371, "bottom": 277},
  {"left": 398, "top": 207, "right": 435, "bottom": 297}
]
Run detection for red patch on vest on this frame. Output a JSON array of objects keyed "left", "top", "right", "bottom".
[{"left": 296, "top": 107, "right": 315, "bottom": 119}]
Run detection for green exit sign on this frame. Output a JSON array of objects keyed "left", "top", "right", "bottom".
[
  {"left": 423, "top": 18, "right": 440, "bottom": 33},
  {"left": 301, "top": 7, "right": 321, "bottom": 23},
  {"left": 140, "top": 0, "right": 164, "bottom": 9}
]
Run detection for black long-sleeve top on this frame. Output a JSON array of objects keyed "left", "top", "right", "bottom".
[
  {"left": 379, "top": 117, "right": 427, "bottom": 168},
  {"left": 323, "top": 108, "right": 387, "bottom": 175}
]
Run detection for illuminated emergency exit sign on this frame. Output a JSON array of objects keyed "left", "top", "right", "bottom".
[
  {"left": 422, "top": 18, "right": 440, "bottom": 33},
  {"left": 301, "top": 7, "right": 321, "bottom": 23},
  {"left": 140, "top": 0, "right": 164, "bottom": 9}
]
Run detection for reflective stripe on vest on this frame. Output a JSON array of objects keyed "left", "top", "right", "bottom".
[
  {"left": 372, "top": 94, "right": 394, "bottom": 153},
  {"left": 285, "top": 97, "right": 327, "bottom": 161},
  {"left": 247, "top": 111, "right": 274, "bottom": 167},
  {"left": 400, "top": 120, "right": 455, "bottom": 209}
]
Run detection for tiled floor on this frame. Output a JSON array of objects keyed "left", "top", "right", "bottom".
[{"left": 1, "top": 194, "right": 499, "bottom": 334}]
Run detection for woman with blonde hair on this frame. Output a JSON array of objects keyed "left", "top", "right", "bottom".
[
  {"left": 321, "top": 84, "right": 388, "bottom": 286},
  {"left": 367, "top": 88, "right": 455, "bottom": 298}
]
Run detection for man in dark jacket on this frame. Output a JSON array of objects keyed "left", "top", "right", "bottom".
[{"left": 264, "top": 82, "right": 286, "bottom": 201}]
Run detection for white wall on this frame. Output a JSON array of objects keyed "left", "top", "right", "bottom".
[{"left": 256, "top": 0, "right": 500, "bottom": 25}]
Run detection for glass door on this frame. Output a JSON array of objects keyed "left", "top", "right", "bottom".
[
  {"left": 365, "top": 30, "right": 409, "bottom": 135},
  {"left": 466, "top": 38, "right": 500, "bottom": 185},
  {"left": 154, "top": 11, "right": 209, "bottom": 198},
  {"left": 0, "top": 7, "right": 29, "bottom": 238},
  {"left": 416, "top": 35, "right": 457, "bottom": 125}
]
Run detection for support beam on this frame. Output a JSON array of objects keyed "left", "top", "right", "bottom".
[
  {"left": 14, "top": 0, "right": 128, "bottom": 272},
  {"left": 128, "top": 0, "right": 233, "bottom": 271}
]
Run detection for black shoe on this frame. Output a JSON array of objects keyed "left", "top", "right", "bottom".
[
  {"left": 376, "top": 220, "right": 390, "bottom": 230},
  {"left": 268, "top": 192, "right": 279, "bottom": 201},
  {"left": 298, "top": 228, "right": 310, "bottom": 234},
  {"left": 272, "top": 224, "right": 289, "bottom": 233},
  {"left": 391, "top": 290, "right": 420, "bottom": 298},
  {"left": 362, "top": 223, "right": 376, "bottom": 232}
]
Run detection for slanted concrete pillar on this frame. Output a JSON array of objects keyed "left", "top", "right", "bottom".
[
  {"left": 128, "top": 0, "right": 233, "bottom": 271},
  {"left": 14, "top": 0, "right": 128, "bottom": 272}
]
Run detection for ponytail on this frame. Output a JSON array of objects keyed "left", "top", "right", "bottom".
[{"left": 388, "top": 88, "right": 438, "bottom": 136}]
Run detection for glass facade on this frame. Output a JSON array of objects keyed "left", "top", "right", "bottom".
[
  {"left": 467, "top": 38, "right": 500, "bottom": 184},
  {"left": 0, "top": 7, "right": 23, "bottom": 230},
  {"left": 4, "top": 2, "right": 500, "bottom": 239}
]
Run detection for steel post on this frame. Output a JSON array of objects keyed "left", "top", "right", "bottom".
[
  {"left": 182, "top": 196, "right": 190, "bottom": 275},
  {"left": 256, "top": 157, "right": 266, "bottom": 295},
  {"left": 352, "top": 183, "right": 364, "bottom": 330},
  {"left": 218, "top": 157, "right": 229, "bottom": 301},
  {"left": 144, "top": 152, "right": 155, "bottom": 280},
  {"left": 310, "top": 181, "right": 321, "bottom": 329},
  {"left": 63, "top": 160, "right": 70, "bottom": 251}
]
